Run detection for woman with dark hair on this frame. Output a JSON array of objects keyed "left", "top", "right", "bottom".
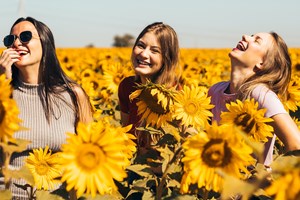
[
  {"left": 0, "top": 17, "right": 93, "bottom": 199},
  {"left": 208, "top": 32, "right": 300, "bottom": 166}
]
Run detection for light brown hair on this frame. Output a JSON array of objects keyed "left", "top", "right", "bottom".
[
  {"left": 238, "top": 31, "right": 291, "bottom": 101},
  {"left": 132, "top": 22, "right": 181, "bottom": 88}
]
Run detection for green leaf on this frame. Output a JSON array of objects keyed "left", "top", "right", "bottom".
[
  {"left": 166, "top": 178, "right": 180, "bottom": 188},
  {"left": 0, "top": 190, "right": 12, "bottom": 200},
  {"left": 136, "top": 126, "right": 163, "bottom": 135},
  {"left": 4, "top": 166, "right": 34, "bottom": 186},
  {"left": 165, "top": 194, "right": 198, "bottom": 200},
  {"left": 234, "top": 126, "right": 264, "bottom": 162},
  {"left": 132, "top": 178, "right": 154, "bottom": 190},
  {"left": 36, "top": 190, "right": 64, "bottom": 200},
  {"left": 159, "top": 146, "right": 174, "bottom": 172},
  {"left": 0, "top": 139, "right": 31, "bottom": 155},
  {"left": 126, "top": 164, "right": 155, "bottom": 177},
  {"left": 83, "top": 194, "right": 120, "bottom": 200},
  {"left": 142, "top": 190, "right": 154, "bottom": 200},
  {"left": 220, "top": 172, "right": 259, "bottom": 200},
  {"left": 284, "top": 149, "right": 300, "bottom": 156}
]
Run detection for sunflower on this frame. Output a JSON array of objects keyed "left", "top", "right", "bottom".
[
  {"left": 129, "top": 81, "right": 176, "bottom": 128},
  {"left": 80, "top": 76, "right": 104, "bottom": 110},
  {"left": 26, "top": 146, "right": 62, "bottom": 190},
  {"left": 265, "top": 156, "right": 300, "bottom": 200},
  {"left": 60, "top": 119, "right": 135, "bottom": 197},
  {"left": 80, "top": 76, "right": 102, "bottom": 98},
  {"left": 293, "top": 117, "right": 300, "bottom": 129},
  {"left": 280, "top": 76, "right": 300, "bottom": 112},
  {"left": 110, "top": 121, "right": 136, "bottom": 162},
  {"left": 0, "top": 74, "right": 22, "bottom": 143},
  {"left": 101, "top": 63, "right": 134, "bottom": 94},
  {"left": 220, "top": 98, "right": 274, "bottom": 143},
  {"left": 173, "top": 85, "right": 214, "bottom": 130},
  {"left": 180, "top": 122, "right": 255, "bottom": 193},
  {"left": 266, "top": 168, "right": 300, "bottom": 200}
]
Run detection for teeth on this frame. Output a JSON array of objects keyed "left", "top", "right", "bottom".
[
  {"left": 236, "top": 43, "right": 245, "bottom": 51},
  {"left": 18, "top": 51, "right": 28, "bottom": 55},
  {"left": 138, "top": 60, "right": 150, "bottom": 66}
]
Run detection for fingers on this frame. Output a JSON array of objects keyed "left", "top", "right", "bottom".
[
  {"left": 0, "top": 48, "right": 20, "bottom": 65},
  {"left": 0, "top": 49, "right": 20, "bottom": 78}
]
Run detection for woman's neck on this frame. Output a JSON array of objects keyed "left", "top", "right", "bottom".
[
  {"left": 17, "top": 65, "right": 40, "bottom": 84},
  {"left": 230, "top": 65, "right": 254, "bottom": 94}
]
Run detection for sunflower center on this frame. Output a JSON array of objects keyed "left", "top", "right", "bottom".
[
  {"left": 140, "top": 88, "right": 169, "bottom": 115},
  {"left": 234, "top": 113, "right": 255, "bottom": 133},
  {"left": 0, "top": 101, "right": 5, "bottom": 124},
  {"left": 184, "top": 100, "right": 198, "bottom": 115},
  {"left": 201, "top": 139, "right": 232, "bottom": 167},
  {"left": 92, "top": 81, "right": 99, "bottom": 90},
  {"left": 114, "top": 74, "right": 123, "bottom": 85},
  {"left": 36, "top": 161, "right": 49, "bottom": 175},
  {"left": 77, "top": 144, "right": 104, "bottom": 170}
]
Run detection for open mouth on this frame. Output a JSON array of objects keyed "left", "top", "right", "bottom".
[
  {"left": 137, "top": 59, "right": 152, "bottom": 67},
  {"left": 236, "top": 42, "right": 246, "bottom": 51},
  {"left": 17, "top": 50, "right": 29, "bottom": 56}
]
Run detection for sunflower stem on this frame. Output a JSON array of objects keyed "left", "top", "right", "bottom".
[
  {"left": 203, "top": 188, "right": 209, "bottom": 200},
  {"left": 156, "top": 146, "right": 182, "bottom": 200}
]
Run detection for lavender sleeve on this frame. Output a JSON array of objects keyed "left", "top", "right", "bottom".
[
  {"left": 251, "top": 85, "right": 288, "bottom": 166},
  {"left": 251, "top": 85, "right": 287, "bottom": 118}
]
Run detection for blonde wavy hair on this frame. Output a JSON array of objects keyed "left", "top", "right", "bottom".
[{"left": 238, "top": 32, "right": 291, "bottom": 101}]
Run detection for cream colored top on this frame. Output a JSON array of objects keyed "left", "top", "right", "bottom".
[{"left": 8, "top": 80, "right": 76, "bottom": 199}]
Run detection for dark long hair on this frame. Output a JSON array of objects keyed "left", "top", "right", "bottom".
[{"left": 10, "top": 17, "right": 87, "bottom": 126}]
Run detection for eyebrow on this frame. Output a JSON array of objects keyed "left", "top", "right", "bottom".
[
  {"left": 151, "top": 46, "right": 161, "bottom": 50},
  {"left": 251, "top": 34, "right": 263, "bottom": 41},
  {"left": 138, "top": 40, "right": 161, "bottom": 50}
]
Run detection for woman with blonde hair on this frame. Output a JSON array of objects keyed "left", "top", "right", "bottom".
[{"left": 208, "top": 32, "right": 300, "bottom": 166}]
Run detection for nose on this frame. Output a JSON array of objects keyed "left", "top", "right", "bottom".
[
  {"left": 242, "top": 35, "right": 252, "bottom": 42},
  {"left": 242, "top": 34, "right": 250, "bottom": 41},
  {"left": 139, "top": 48, "right": 150, "bottom": 58},
  {"left": 12, "top": 37, "right": 22, "bottom": 47}
]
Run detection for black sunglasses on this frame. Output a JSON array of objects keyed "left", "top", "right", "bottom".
[{"left": 3, "top": 31, "right": 33, "bottom": 47}]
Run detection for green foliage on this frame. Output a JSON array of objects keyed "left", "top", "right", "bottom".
[{"left": 112, "top": 34, "right": 135, "bottom": 47}]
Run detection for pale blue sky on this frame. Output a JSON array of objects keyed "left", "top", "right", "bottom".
[{"left": 1, "top": 0, "right": 300, "bottom": 48}]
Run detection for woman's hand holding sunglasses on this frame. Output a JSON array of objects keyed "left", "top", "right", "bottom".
[{"left": 0, "top": 48, "right": 20, "bottom": 79}]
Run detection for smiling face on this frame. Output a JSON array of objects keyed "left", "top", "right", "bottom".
[
  {"left": 10, "top": 21, "right": 42, "bottom": 70},
  {"left": 132, "top": 32, "right": 163, "bottom": 83},
  {"left": 229, "top": 32, "right": 275, "bottom": 70}
]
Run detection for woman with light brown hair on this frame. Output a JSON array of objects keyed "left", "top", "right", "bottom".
[{"left": 118, "top": 22, "right": 181, "bottom": 146}]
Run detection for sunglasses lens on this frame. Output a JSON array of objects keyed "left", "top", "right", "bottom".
[
  {"left": 20, "top": 31, "right": 32, "bottom": 43},
  {"left": 3, "top": 35, "right": 15, "bottom": 47}
]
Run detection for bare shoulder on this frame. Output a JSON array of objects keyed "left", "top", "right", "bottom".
[
  {"left": 71, "top": 84, "right": 93, "bottom": 123},
  {"left": 71, "top": 84, "right": 88, "bottom": 99}
]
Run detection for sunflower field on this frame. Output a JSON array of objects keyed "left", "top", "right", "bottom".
[{"left": 1, "top": 47, "right": 300, "bottom": 200}]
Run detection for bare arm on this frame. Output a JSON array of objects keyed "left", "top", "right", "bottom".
[
  {"left": 73, "top": 86, "right": 94, "bottom": 123},
  {"left": 0, "top": 49, "right": 20, "bottom": 79},
  {"left": 271, "top": 113, "right": 300, "bottom": 151}
]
